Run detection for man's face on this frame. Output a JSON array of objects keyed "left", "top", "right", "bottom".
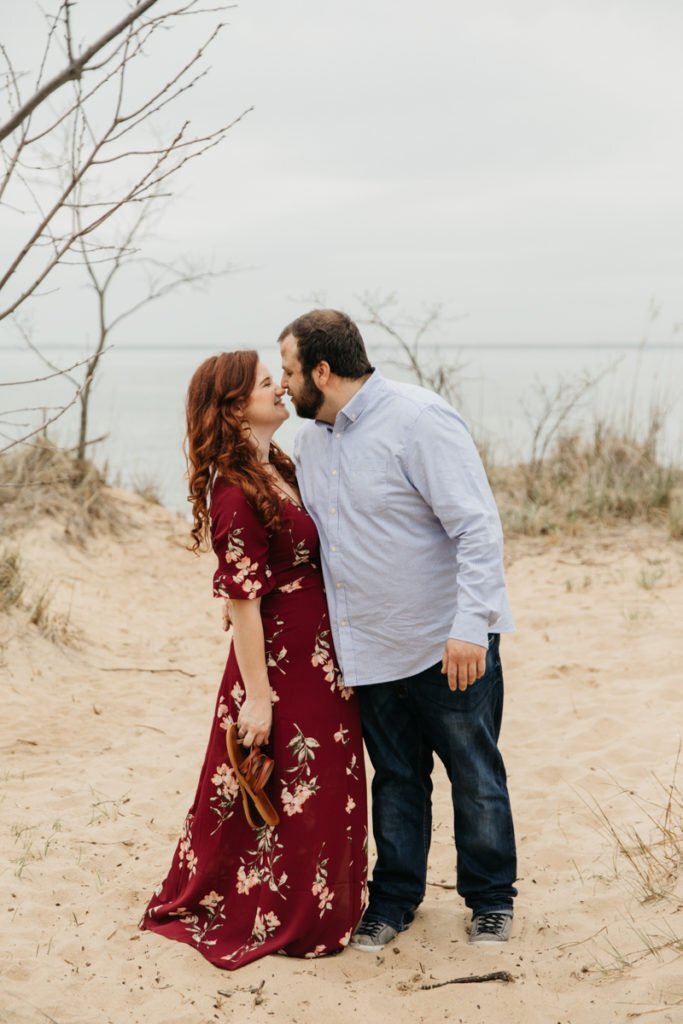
[{"left": 279, "top": 333, "right": 324, "bottom": 420}]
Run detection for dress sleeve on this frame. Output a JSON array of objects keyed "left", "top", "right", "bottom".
[{"left": 210, "top": 484, "right": 276, "bottom": 601}]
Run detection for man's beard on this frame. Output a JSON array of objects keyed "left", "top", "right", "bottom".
[{"left": 293, "top": 374, "right": 324, "bottom": 419}]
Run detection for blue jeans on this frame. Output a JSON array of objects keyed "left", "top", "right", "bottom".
[{"left": 357, "top": 634, "right": 517, "bottom": 929}]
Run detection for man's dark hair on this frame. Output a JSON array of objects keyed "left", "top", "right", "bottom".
[{"left": 279, "top": 309, "right": 374, "bottom": 379}]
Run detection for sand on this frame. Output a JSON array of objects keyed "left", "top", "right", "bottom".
[{"left": 1, "top": 491, "right": 682, "bottom": 1023}]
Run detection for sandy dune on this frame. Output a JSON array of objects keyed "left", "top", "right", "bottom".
[{"left": 2, "top": 492, "right": 682, "bottom": 1023}]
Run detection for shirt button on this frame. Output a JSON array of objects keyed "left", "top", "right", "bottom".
[
  {"left": 331, "top": 469, "right": 338, "bottom": 475},
  {"left": 336, "top": 581, "right": 343, "bottom": 589},
  {"left": 340, "top": 619, "right": 348, "bottom": 626},
  {"left": 330, "top": 507, "right": 336, "bottom": 514},
  {"left": 335, "top": 432, "right": 341, "bottom": 439},
  {"left": 331, "top": 545, "right": 337, "bottom": 552}
]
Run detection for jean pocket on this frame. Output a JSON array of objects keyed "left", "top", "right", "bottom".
[{"left": 417, "top": 661, "right": 498, "bottom": 713}]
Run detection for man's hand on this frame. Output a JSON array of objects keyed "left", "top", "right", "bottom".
[
  {"left": 222, "top": 597, "right": 232, "bottom": 632},
  {"left": 237, "top": 696, "right": 272, "bottom": 748},
  {"left": 441, "top": 638, "right": 487, "bottom": 692}
]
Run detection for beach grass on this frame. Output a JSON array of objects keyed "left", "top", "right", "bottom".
[
  {"left": 491, "top": 416, "right": 683, "bottom": 538},
  {"left": 0, "top": 437, "right": 126, "bottom": 539}
]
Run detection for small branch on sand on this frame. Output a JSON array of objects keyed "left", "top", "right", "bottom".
[
  {"left": 426, "top": 880, "right": 456, "bottom": 890},
  {"left": 96, "top": 666, "right": 196, "bottom": 677},
  {"left": 420, "top": 971, "right": 514, "bottom": 990}
]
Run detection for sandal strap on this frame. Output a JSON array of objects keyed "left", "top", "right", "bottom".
[{"left": 240, "top": 748, "right": 274, "bottom": 792}]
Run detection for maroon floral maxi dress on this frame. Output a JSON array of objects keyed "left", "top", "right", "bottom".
[{"left": 140, "top": 478, "right": 368, "bottom": 968}]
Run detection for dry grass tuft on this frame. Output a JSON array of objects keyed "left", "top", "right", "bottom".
[
  {"left": 0, "top": 547, "right": 24, "bottom": 611},
  {"left": 131, "top": 471, "right": 163, "bottom": 505},
  {"left": 590, "top": 758, "right": 683, "bottom": 906},
  {"left": 0, "top": 437, "right": 127, "bottom": 541},
  {"left": 583, "top": 755, "right": 683, "bottom": 977},
  {"left": 493, "top": 419, "right": 683, "bottom": 537},
  {"left": 28, "top": 583, "right": 77, "bottom": 646}
]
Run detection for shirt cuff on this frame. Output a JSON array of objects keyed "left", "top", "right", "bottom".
[{"left": 448, "top": 613, "right": 490, "bottom": 650}]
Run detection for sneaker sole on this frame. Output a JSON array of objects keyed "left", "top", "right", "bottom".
[{"left": 349, "top": 939, "right": 388, "bottom": 952}]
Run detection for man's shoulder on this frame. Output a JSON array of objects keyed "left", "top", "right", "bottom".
[{"left": 378, "top": 376, "right": 455, "bottom": 420}]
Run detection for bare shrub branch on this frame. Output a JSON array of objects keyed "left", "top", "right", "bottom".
[
  {"left": 1, "top": 0, "right": 245, "bottom": 455},
  {"left": 356, "top": 291, "right": 467, "bottom": 409}
]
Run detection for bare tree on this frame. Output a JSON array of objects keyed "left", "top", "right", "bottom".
[
  {"left": 0, "top": 0, "right": 248, "bottom": 454},
  {"left": 520, "top": 360, "right": 622, "bottom": 498},
  {"left": 74, "top": 194, "right": 229, "bottom": 461},
  {"left": 355, "top": 292, "right": 467, "bottom": 408}
]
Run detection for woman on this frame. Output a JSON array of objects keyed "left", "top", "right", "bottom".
[{"left": 140, "top": 351, "right": 367, "bottom": 968}]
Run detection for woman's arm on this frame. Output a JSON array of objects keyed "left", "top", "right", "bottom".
[{"left": 230, "top": 597, "right": 272, "bottom": 747}]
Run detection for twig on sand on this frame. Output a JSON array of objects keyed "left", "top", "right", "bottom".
[
  {"left": 421, "top": 971, "right": 514, "bottom": 990},
  {"left": 96, "top": 666, "right": 197, "bottom": 678},
  {"left": 427, "top": 880, "right": 456, "bottom": 890}
]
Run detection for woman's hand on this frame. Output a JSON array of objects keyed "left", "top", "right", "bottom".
[{"left": 237, "top": 695, "right": 272, "bottom": 748}]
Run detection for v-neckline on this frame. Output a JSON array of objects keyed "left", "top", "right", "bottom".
[{"left": 272, "top": 480, "right": 305, "bottom": 511}]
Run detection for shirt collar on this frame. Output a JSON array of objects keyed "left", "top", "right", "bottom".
[
  {"left": 337, "top": 368, "right": 384, "bottom": 425},
  {"left": 313, "top": 369, "right": 384, "bottom": 431}
]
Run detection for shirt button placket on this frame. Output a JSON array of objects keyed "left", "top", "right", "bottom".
[{"left": 331, "top": 425, "right": 349, "bottom": 666}]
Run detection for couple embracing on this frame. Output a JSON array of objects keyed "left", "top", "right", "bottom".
[{"left": 140, "top": 309, "right": 517, "bottom": 968}]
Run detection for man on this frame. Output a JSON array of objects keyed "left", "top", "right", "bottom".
[{"left": 278, "top": 308, "right": 517, "bottom": 950}]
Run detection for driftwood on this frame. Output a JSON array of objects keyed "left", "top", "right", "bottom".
[{"left": 420, "top": 971, "right": 514, "bottom": 990}]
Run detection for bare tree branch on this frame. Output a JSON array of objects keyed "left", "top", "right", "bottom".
[
  {"left": 0, "top": 356, "right": 95, "bottom": 387},
  {"left": 356, "top": 292, "right": 467, "bottom": 408},
  {"left": 0, "top": 0, "right": 161, "bottom": 143},
  {"left": 1, "top": 0, "right": 242, "bottom": 456}
]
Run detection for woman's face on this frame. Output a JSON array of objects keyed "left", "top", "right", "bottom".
[{"left": 241, "top": 360, "right": 289, "bottom": 433}]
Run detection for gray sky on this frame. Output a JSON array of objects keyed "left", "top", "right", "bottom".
[{"left": 3, "top": 0, "right": 683, "bottom": 356}]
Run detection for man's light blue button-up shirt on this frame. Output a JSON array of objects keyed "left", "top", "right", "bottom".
[{"left": 293, "top": 370, "right": 514, "bottom": 687}]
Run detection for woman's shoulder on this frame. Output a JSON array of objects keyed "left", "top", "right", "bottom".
[{"left": 210, "top": 475, "right": 248, "bottom": 510}]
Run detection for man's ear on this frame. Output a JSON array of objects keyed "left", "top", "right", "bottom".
[{"left": 313, "top": 360, "right": 331, "bottom": 387}]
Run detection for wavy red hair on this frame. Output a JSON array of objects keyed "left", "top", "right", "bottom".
[{"left": 185, "top": 350, "right": 297, "bottom": 552}]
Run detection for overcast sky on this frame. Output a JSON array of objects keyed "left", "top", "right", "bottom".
[{"left": 3, "top": 0, "right": 683, "bottom": 355}]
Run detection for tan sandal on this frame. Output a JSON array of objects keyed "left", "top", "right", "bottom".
[{"left": 226, "top": 723, "right": 280, "bottom": 830}]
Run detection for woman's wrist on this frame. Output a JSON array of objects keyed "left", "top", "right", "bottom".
[{"left": 242, "top": 677, "right": 271, "bottom": 700}]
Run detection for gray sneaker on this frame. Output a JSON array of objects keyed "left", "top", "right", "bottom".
[
  {"left": 469, "top": 912, "right": 513, "bottom": 944},
  {"left": 349, "top": 919, "right": 399, "bottom": 952}
]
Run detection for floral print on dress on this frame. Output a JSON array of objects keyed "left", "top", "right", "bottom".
[
  {"left": 178, "top": 813, "right": 198, "bottom": 876},
  {"left": 292, "top": 536, "right": 311, "bottom": 566},
  {"left": 334, "top": 724, "right": 350, "bottom": 745},
  {"left": 281, "top": 725, "right": 320, "bottom": 817},
  {"left": 213, "top": 512, "right": 273, "bottom": 600},
  {"left": 265, "top": 615, "right": 289, "bottom": 676},
  {"left": 178, "top": 891, "right": 226, "bottom": 948},
  {"left": 209, "top": 763, "right": 240, "bottom": 834},
  {"left": 278, "top": 577, "right": 304, "bottom": 593},
  {"left": 141, "top": 478, "right": 367, "bottom": 968},
  {"left": 312, "top": 846, "right": 335, "bottom": 917},
  {"left": 221, "top": 907, "right": 282, "bottom": 964},
  {"left": 236, "top": 826, "right": 288, "bottom": 897},
  {"left": 312, "top": 622, "right": 354, "bottom": 700}
]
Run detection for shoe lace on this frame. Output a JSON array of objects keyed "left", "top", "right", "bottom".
[
  {"left": 474, "top": 912, "right": 508, "bottom": 935},
  {"left": 355, "top": 919, "right": 388, "bottom": 939}
]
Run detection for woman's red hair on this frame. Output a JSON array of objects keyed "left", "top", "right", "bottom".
[{"left": 185, "top": 350, "right": 297, "bottom": 552}]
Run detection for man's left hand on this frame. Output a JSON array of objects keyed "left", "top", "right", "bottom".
[{"left": 441, "top": 639, "right": 487, "bottom": 692}]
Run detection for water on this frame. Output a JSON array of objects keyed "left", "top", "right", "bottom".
[{"left": 3, "top": 342, "right": 681, "bottom": 514}]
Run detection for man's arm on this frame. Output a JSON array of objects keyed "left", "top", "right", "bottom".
[{"left": 405, "top": 402, "right": 509, "bottom": 690}]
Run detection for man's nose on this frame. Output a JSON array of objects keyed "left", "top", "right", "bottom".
[{"left": 275, "top": 383, "right": 285, "bottom": 397}]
